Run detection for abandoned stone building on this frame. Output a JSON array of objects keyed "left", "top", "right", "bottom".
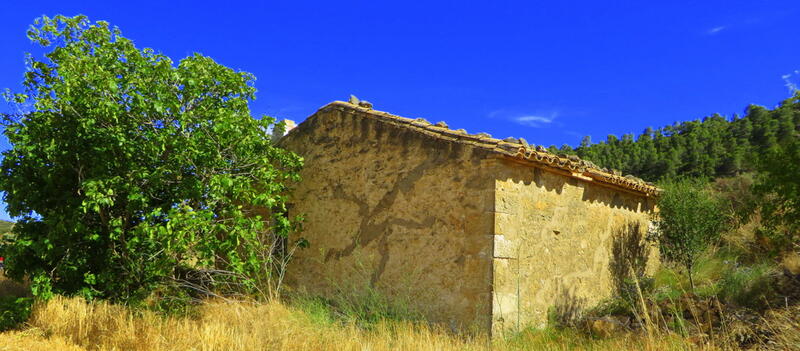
[{"left": 277, "top": 99, "right": 660, "bottom": 333}]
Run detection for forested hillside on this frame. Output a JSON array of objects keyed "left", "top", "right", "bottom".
[{"left": 562, "top": 95, "right": 800, "bottom": 182}]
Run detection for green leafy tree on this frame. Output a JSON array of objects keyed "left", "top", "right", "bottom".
[
  {"left": 0, "top": 15, "right": 303, "bottom": 303},
  {"left": 754, "top": 125, "right": 800, "bottom": 248},
  {"left": 654, "top": 178, "right": 729, "bottom": 291}
]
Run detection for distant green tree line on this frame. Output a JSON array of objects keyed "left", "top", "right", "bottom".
[{"left": 560, "top": 95, "right": 800, "bottom": 182}]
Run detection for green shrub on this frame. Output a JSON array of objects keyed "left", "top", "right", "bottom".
[
  {"left": 655, "top": 178, "right": 731, "bottom": 292},
  {"left": 0, "top": 297, "right": 32, "bottom": 331},
  {"left": 718, "top": 262, "right": 777, "bottom": 308},
  {"left": 293, "top": 286, "right": 421, "bottom": 329},
  {"left": 651, "top": 267, "right": 684, "bottom": 301}
]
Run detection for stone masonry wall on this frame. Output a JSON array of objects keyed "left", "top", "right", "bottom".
[
  {"left": 489, "top": 158, "right": 658, "bottom": 334},
  {"left": 280, "top": 107, "right": 496, "bottom": 330}
]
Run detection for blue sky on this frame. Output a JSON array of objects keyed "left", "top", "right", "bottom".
[{"left": 1, "top": 1, "right": 799, "bottom": 220}]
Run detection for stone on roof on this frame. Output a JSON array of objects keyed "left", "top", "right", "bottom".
[{"left": 292, "top": 100, "right": 660, "bottom": 196}]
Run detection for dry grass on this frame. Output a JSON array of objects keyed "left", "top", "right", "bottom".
[
  {"left": 0, "top": 329, "right": 84, "bottom": 351},
  {"left": 4, "top": 296, "right": 481, "bottom": 351},
  {"left": 0, "top": 294, "right": 712, "bottom": 351},
  {"left": 1, "top": 268, "right": 798, "bottom": 350}
]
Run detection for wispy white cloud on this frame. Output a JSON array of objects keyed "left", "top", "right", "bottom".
[
  {"left": 514, "top": 114, "right": 555, "bottom": 127},
  {"left": 488, "top": 109, "right": 560, "bottom": 128},
  {"left": 783, "top": 70, "right": 800, "bottom": 94},
  {"left": 707, "top": 26, "right": 727, "bottom": 35}
]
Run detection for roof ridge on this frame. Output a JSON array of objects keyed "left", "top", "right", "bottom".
[{"left": 312, "top": 101, "right": 660, "bottom": 196}]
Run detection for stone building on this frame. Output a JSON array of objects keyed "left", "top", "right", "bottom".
[{"left": 278, "top": 100, "right": 659, "bottom": 334}]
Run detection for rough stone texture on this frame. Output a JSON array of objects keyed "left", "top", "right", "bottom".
[
  {"left": 280, "top": 106, "right": 496, "bottom": 331},
  {"left": 489, "top": 158, "right": 658, "bottom": 334},
  {"left": 279, "top": 101, "right": 659, "bottom": 334}
]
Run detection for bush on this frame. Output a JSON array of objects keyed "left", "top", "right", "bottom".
[
  {"left": 293, "top": 286, "right": 421, "bottom": 329},
  {"left": 0, "top": 15, "right": 302, "bottom": 304},
  {"left": 718, "top": 262, "right": 778, "bottom": 308},
  {"left": 0, "top": 297, "right": 32, "bottom": 331},
  {"left": 655, "top": 178, "right": 730, "bottom": 291}
]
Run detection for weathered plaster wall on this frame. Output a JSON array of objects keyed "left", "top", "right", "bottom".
[
  {"left": 280, "top": 107, "right": 496, "bottom": 330},
  {"left": 490, "top": 159, "right": 658, "bottom": 333}
]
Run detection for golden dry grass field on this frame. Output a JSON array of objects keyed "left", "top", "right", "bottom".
[
  {"left": 0, "top": 273, "right": 696, "bottom": 351},
  {"left": 0, "top": 294, "right": 698, "bottom": 351},
  {"left": 1, "top": 271, "right": 798, "bottom": 350}
]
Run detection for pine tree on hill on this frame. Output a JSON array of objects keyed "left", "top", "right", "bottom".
[{"left": 574, "top": 94, "right": 800, "bottom": 182}]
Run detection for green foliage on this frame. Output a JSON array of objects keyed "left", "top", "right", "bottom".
[
  {"left": 293, "top": 290, "right": 421, "bottom": 330},
  {"left": 649, "top": 248, "right": 775, "bottom": 301},
  {"left": 654, "top": 178, "right": 729, "bottom": 291},
  {"left": 754, "top": 121, "right": 800, "bottom": 247},
  {"left": 330, "top": 287, "right": 420, "bottom": 327},
  {"left": 0, "top": 15, "right": 303, "bottom": 303},
  {"left": 574, "top": 93, "right": 800, "bottom": 182},
  {"left": 651, "top": 267, "right": 684, "bottom": 300},
  {"left": 717, "top": 262, "right": 777, "bottom": 308},
  {"left": 0, "top": 297, "right": 32, "bottom": 331}
]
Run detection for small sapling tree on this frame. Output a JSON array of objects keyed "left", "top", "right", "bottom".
[
  {"left": 0, "top": 15, "right": 303, "bottom": 304},
  {"left": 654, "top": 178, "right": 729, "bottom": 292}
]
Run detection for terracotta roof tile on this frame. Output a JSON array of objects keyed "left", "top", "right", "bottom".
[{"left": 303, "top": 101, "right": 660, "bottom": 196}]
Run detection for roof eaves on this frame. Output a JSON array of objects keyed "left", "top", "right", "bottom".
[{"left": 311, "top": 101, "right": 661, "bottom": 197}]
